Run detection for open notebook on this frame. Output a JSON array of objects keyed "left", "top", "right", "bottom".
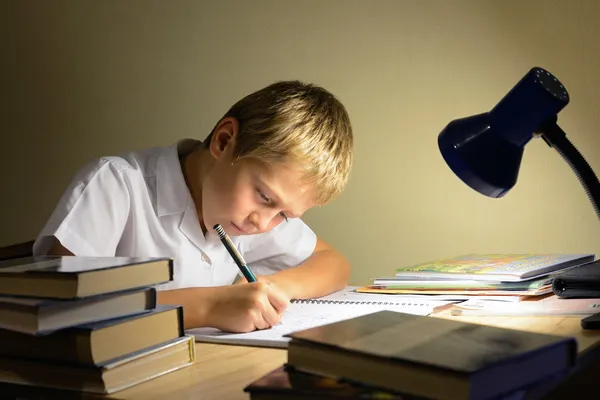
[{"left": 188, "top": 286, "right": 455, "bottom": 348}]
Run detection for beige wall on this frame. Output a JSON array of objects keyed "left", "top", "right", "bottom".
[{"left": 3, "top": 0, "right": 600, "bottom": 285}]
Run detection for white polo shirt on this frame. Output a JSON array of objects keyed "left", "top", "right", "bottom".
[{"left": 33, "top": 139, "right": 317, "bottom": 290}]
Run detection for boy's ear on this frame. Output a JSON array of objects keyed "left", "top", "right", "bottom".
[{"left": 209, "top": 117, "right": 239, "bottom": 160}]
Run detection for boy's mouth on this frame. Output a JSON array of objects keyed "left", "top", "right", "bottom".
[{"left": 231, "top": 221, "right": 247, "bottom": 235}]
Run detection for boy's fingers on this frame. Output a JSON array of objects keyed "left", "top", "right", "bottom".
[
  {"left": 261, "top": 304, "right": 282, "bottom": 328},
  {"left": 253, "top": 310, "right": 270, "bottom": 330},
  {"left": 266, "top": 284, "right": 290, "bottom": 314}
]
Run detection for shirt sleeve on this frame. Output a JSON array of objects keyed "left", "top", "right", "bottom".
[
  {"left": 238, "top": 218, "right": 317, "bottom": 276},
  {"left": 33, "top": 157, "right": 131, "bottom": 256}
]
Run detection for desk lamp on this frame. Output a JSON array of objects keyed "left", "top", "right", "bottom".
[
  {"left": 438, "top": 67, "right": 600, "bottom": 327},
  {"left": 438, "top": 66, "right": 600, "bottom": 218}
]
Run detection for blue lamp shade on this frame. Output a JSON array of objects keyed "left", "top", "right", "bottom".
[{"left": 438, "top": 67, "right": 570, "bottom": 198}]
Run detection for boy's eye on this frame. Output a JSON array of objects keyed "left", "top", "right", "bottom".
[
  {"left": 258, "top": 190, "right": 288, "bottom": 222},
  {"left": 258, "top": 190, "right": 271, "bottom": 203}
]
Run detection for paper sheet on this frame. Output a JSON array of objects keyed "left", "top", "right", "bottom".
[{"left": 188, "top": 287, "right": 454, "bottom": 348}]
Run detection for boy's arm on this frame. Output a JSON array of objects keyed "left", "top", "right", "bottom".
[{"left": 257, "top": 237, "right": 351, "bottom": 300}]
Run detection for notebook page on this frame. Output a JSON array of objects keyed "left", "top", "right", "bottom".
[{"left": 189, "top": 287, "right": 454, "bottom": 348}]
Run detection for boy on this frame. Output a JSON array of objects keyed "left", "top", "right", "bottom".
[{"left": 33, "top": 80, "right": 354, "bottom": 333}]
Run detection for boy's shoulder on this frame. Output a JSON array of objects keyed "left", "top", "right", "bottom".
[{"left": 77, "top": 141, "right": 181, "bottom": 182}]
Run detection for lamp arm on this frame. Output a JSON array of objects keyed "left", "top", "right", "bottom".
[{"left": 538, "top": 120, "right": 600, "bottom": 220}]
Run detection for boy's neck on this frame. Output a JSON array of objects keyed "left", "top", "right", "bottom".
[{"left": 180, "top": 147, "right": 214, "bottom": 236}]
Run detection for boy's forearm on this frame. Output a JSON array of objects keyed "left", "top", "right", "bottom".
[
  {"left": 157, "top": 286, "right": 218, "bottom": 330},
  {"left": 266, "top": 248, "right": 351, "bottom": 300}
]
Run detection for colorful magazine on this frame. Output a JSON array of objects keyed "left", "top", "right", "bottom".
[{"left": 395, "top": 253, "right": 595, "bottom": 282}]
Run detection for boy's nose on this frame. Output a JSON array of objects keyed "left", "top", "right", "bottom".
[{"left": 249, "top": 210, "right": 276, "bottom": 232}]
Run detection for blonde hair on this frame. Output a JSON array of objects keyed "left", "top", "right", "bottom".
[{"left": 205, "top": 80, "right": 353, "bottom": 205}]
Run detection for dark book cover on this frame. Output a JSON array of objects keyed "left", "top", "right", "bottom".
[
  {"left": 244, "top": 364, "right": 568, "bottom": 400},
  {"left": 0, "top": 256, "right": 174, "bottom": 299},
  {"left": 0, "top": 255, "right": 173, "bottom": 278},
  {"left": 287, "top": 311, "right": 577, "bottom": 400},
  {"left": 0, "top": 286, "right": 157, "bottom": 335},
  {"left": 0, "top": 286, "right": 156, "bottom": 308},
  {"left": 245, "top": 364, "right": 416, "bottom": 399}
]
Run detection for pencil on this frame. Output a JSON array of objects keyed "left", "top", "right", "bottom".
[{"left": 213, "top": 224, "right": 257, "bottom": 283}]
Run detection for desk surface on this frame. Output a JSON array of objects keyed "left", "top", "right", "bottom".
[{"left": 109, "top": 312, "right": 600, "bottom": 400}]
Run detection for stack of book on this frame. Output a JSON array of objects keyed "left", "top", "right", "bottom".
[
  {"left": 0, "top": 255, "right": 195, "bottom": 395},
  {"left": 359, "top": 253, "right": 595, "bottom": 303},
  {"left": 245, "top": 310, "right": 578, "bottom": 400}
]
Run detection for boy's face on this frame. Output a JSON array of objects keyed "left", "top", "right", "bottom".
[{"left": 200, "top": 119, "right": 316, "bottom": 236}]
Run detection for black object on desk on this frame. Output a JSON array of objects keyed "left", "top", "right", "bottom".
[
  {"left": 552, "top": 260, "right": 600, "bottom": 330},
  {"left": 552, "top": 260, "right": 600, "bottom": 299},
  {"left": 581, "top": 313, "right": 600, "bottom": 330}
]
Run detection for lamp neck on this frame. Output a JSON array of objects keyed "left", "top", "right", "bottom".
[{"left": 538, "top": 121, "right": 600, "bottom": 220}]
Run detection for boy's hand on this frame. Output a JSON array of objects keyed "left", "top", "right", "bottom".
[
  {"left": 234, "top": 275, "right": 269, "bottom": 285},
  {"left": 207, "top": 281, "right": 289, "bottom": 333}
]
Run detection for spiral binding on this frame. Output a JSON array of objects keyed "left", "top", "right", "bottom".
[{"left": 291, "top": 299, "right": 428, "bottom": 307}]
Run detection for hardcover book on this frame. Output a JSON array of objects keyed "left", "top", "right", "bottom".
[
  {"left": 0, "top": 304, "right": 184, "bottom": 366},
  {"left": 0, "top": 256, "right": 173, "bottom": 298},
  {"left": 0, "top": 286, "right": 156, "bottom": 335},
  {"left": 0, "top": 335, "right": 195, "bottom": 394},
  {"left": 286, "top": 311, "right": 577, "bottom": 400}
]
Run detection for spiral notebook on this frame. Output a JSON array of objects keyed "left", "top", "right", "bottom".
[{"left": 188, "top": 287, "right": 455, "bottom": 348}]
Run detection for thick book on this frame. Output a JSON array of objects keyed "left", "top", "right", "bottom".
[
  {"left": 244, "top": 364, "right": 569, "bottom": 400},
  {"left": 0, "top": 334, "right": 196, "bottom": 394},
  {"left": 0, "top": 255, "right": 173, "bottom": 299},
  {"left": 244, "top": 364, "right": 412, "bottom": 399},
  {"left": 0, "top": 304, "right": 184, "bottom": 366},
  {"left": 0, "top": 287, "right": 156, "bottom": 335},
  {"left": 394, "top": 254, "right": 594, "bottom": 282},
  {"left": 286, "top": 311, "right": 577, "bottom": 400},
  {"left": 552, "top": 259, "right": 600, "bottom": 298}
]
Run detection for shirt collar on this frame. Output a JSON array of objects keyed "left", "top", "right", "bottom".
[{"left": 155, "top": 139, "right": 200, "bottom": 217}]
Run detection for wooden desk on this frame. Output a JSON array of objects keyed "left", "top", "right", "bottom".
[
  {"left": 108, "top": 313, "right": 600, "bottom": 399},
  {"left": 4, "top": 314, "right": 600, "bottom": 399}
]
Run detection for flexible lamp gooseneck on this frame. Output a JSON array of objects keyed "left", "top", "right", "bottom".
[{"left": 438, "top": 67, "right": 600, "bottom": 220}]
